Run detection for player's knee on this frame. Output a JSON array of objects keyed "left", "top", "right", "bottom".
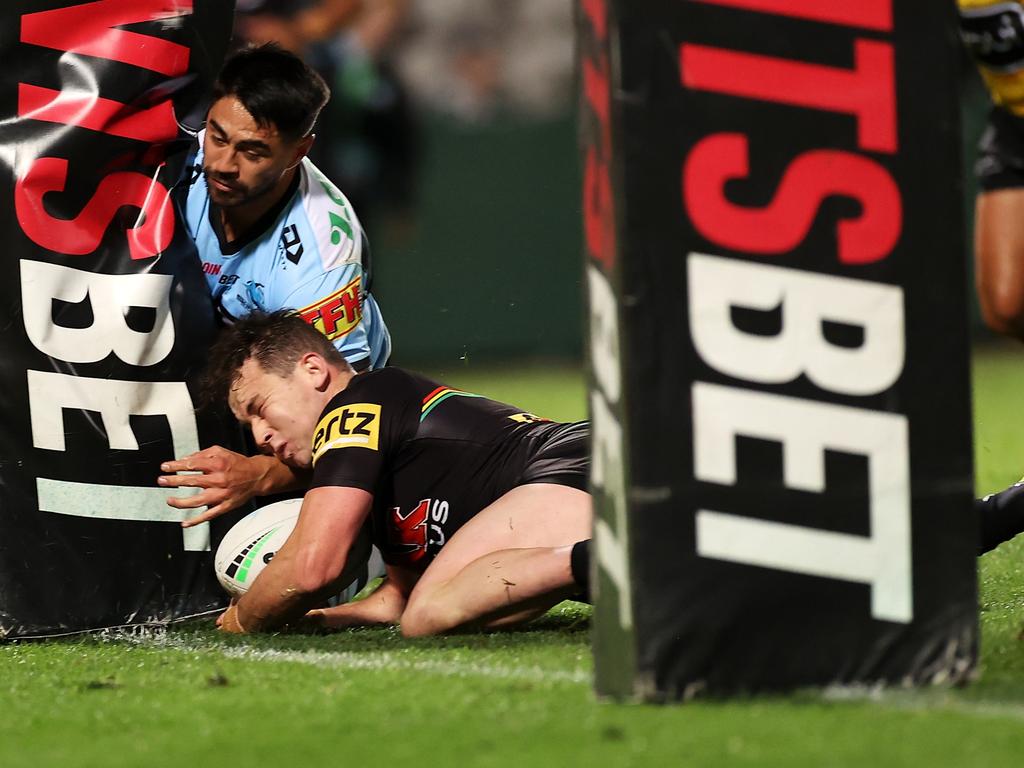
[
  {"left": 399, "top": 595, "right": 464, "bottom": 638},
  {"left": 978, "top": 282, "right": 1024, "bottom": 341}
]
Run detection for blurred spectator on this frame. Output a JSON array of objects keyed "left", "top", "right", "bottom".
[
  {"left": 235, "top": 0, "right": 419, "bottom": 239},
  {"left": 394, "top": 0, "right": 575, "bottom": 123},
  {"left": 234, "top": 0, "right": 361, "bottom": 54}
]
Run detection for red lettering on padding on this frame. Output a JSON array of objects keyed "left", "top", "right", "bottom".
[
  {"left": 15, "top": 157, "right": 174, "bottom": 261},
  {"left": 582, "top": 57, "right": 615, "bottom": 270},
  {"left": 689, "top": 0, "right": 892, "bottom": 31},
  {"left": 20, "top": 0, "right": 192, "bottom": 77},
  {"left": 580, "top": 0, "right": 608, "bottom": 41},
  {"left": 18, "top": 84, "right": 179, "bottom": 144},
  {"left": 683, "top": 133, "right": 902, "bottom": 265},
  {"left": 681, "top": 40, "right": 896, "bottom": 154}
]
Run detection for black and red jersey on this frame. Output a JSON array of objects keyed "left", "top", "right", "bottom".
[{"left": 308, "top": 367, "right": 588, "bottom": 570}]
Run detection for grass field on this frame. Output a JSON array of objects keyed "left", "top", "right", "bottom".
[{"left": 7, "top": 353, "right": 1024, "bottom": 767}]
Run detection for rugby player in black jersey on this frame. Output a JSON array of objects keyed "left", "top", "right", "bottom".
[
  {"left": 205, "top": 311, "right": 1024, "bottom": 635},
  {"left": 208, "top": 311, "right": 592, "bottom": 636}
]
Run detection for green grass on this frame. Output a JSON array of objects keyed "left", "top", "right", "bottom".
[{"left": 8, "top": 354, "right": 1024, "bottom": 767}]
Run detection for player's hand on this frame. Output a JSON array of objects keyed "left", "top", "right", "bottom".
[
  {"left": 159, "top": 446, "right": 268, "bottom": 527},
  {"left": 218, "top": 601, "right": 247, "bottom": 634}
]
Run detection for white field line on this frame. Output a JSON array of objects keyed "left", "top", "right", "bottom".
[
  {"left": 822, "top": 685, "right": 1024, "bottom": 723},
  {"left": 98, "top": 630, "right": 1024, "bottom": 719},
  {"left": 101, "top": 629, "right": 590, "bottom": 685},
  {"left": 219, "top": 646, "right": 591, "bottom": 685}
]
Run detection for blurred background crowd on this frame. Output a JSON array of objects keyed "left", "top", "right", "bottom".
[
  {"left": 226, "top": 2, "right": 1011, "bottom": 372},
  {"left": 231, "top": 0, "right": 582, "bottom": 370}
]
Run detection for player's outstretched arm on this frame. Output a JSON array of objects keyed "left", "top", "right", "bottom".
[
  {"left": 159, "top": 446, "right": 310, "bottom": 526},
  {"left": 306, "top": 565, "right": 419, "bottom": 630},
  {"left": 221, "top": 486, "right": 373, "bottom": 633}
]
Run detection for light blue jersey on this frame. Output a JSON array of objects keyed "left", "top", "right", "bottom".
[{"left": 183, "top": 133, "right": 391, "bottom": 370}]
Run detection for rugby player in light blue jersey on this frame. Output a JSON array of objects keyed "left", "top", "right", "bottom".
[{"left": 159, "top": 43, "right": 391, "bottom": 534}]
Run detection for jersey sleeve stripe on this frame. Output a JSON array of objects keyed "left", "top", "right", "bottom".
[{"left": 420, "top": 388, "right": 486, "bottom": 422}]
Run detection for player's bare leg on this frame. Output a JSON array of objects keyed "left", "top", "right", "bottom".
[
  {"left": 975, "top": 188, "right": 1024, "bottom": 340},
  {"left": 399, "top": 483, "right": 591, "bottom": 637}
]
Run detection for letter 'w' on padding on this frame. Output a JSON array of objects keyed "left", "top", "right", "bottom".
[
  {"left": 27, "top": 371, "right": 209, "bottom": 552},
  {"left": 687, "top": 253, "right": 904, "bottom": 396},
  {"left": 691, "top": 382, "right": 912, "bottom": 623}
]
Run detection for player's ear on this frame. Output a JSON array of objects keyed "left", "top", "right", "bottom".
[
  {"left": 288, "top": 134, "right": 314, "bottom": 168},
  {"left": 298, "top": 351, "right": 331, "bottom": 390}
]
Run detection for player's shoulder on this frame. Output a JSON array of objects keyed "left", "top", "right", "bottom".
[
  {"left": 294, "top": 159, "right": 365, "bottom": 272},
  {"left": 340, "top": 367, "right": 438, "bottom": 406},
  {"left": 310, "top": 369, "right": 427, "bottom": 465}
]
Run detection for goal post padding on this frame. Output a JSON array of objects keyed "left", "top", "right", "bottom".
[
  {"left": 0, "top": 1, "right": 240, "bottom": 637},
  {"left": 581, "top": 0, "right": 977, "bottom": 698}
]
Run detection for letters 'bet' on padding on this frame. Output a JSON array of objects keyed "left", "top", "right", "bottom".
[
  {"left": 0, "top": 2, "right": 237, "bottom": 637},
  {"left": 580, "top": 0, "right": 977, "bottom": 697}
]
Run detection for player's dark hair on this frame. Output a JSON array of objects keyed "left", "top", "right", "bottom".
[
  {"left": 201, "top": 310, "right": 351, "bottom": 408},
  {"left": 211, "top": 43, "right": 329, "bottom": 141}
]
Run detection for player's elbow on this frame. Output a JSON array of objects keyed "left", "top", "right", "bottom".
[
  {"left": 294, "top": 568, "right": 337, "bottom": 596},
  {"left": 294, "top": 550, "right": 348, "bottom": 596}
]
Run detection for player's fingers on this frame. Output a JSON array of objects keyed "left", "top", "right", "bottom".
[
  {"left": 165, "top": 494, "right": 208, "bottom": 510},
  {"left": 166, "top": 485, "right": 230, "bottom": 509},
  {"left": 157, "top": 472, "right": 215, "bottom": 489},
  {"left": 160, "top": 458, "right": 210, "bottom": 473},
  {"left": 180, "top": 502, "right": 234, "bottom": 528}
]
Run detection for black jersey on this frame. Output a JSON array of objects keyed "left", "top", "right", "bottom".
[{"left": 308, "top": 367, "right": 588, "bottom": 570}]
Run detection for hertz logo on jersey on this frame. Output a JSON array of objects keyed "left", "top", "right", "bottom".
[
  {"left": 298, "top": 275, "right": 362, "bottom": 341},
  {"left": 312, "top": 403, "right": 381, "bottom": 464}
]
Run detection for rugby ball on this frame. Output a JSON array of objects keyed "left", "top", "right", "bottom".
[{"left": 215, "top": 497, "right": 373, "bottom": 598}]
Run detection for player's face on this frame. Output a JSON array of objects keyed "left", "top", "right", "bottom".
[
  {"left": 202, "top": 96, "right": 308, "bottom": 209},
  {"left": 228, "top": 358, "right": 322, "bottom": 468}
]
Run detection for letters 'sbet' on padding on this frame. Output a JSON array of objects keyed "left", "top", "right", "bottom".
[
  {"left": 580, "top": 0, "right": 978, "bottom": 698},
  {"left": 0, "top": 2, "right": 238, "bottom": 637}
]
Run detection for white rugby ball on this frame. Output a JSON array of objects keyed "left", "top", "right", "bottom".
[{"left": 215, "top": 497, "right": 373, "bottom": 598}]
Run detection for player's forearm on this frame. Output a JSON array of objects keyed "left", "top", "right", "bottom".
[
  {"left": 250, "top": 454, "right": 310, "bottom": 496},
  {"left": 233, "top": 526, "right": 363, "bottom": 632},
  {"left": 234, "top": 550, "right": 320, "bottom": 631}
]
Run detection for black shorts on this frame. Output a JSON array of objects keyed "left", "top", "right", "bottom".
[
  {"left": 518, "top": 421, "right": 589, "bottom": 492},
  {"left": 976, "top": 106, "right": 1024, "bottom": 191}
]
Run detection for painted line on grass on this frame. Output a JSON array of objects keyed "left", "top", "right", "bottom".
[
  {"left": 218, "top": 646, "right": 591, "bottom": 685},
  {"left": 103, "top": 628, "right": 590, "bottom": 686},
  {"left": 824, "top": 685, "right": 1024, "bottom": 723}
]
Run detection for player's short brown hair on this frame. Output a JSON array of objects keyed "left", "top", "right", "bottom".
[{"left": 201, "top": 310, "right": 350, "bottom": 407}]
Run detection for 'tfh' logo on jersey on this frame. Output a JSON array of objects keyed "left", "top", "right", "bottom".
[
  {"left": 298, "top": 275, "right": 362, "bottom": 341},
  {"left": 312, "top": 403, "right": 381, "bottom": 464},
  {"left": 388, "top": 498, "right": 449, "bottom": 564}
]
